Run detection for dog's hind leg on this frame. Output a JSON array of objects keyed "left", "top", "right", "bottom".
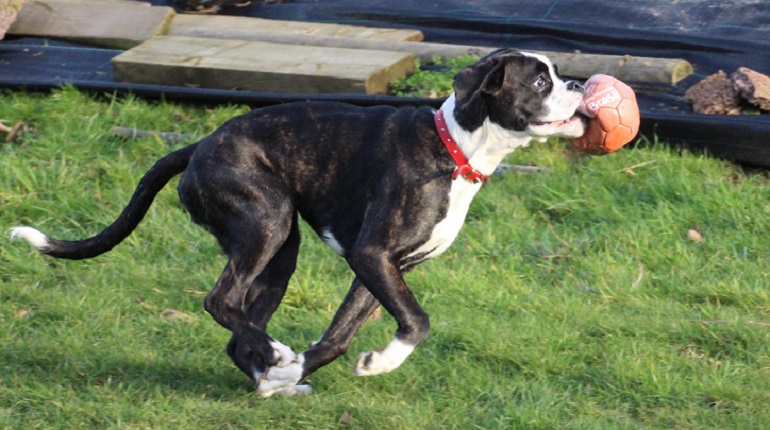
[
  {"left": 243, "top": 213, "right": 300, "bottom": 331},
  {"left": 300, "top": 278, "right": 380, "bottom": 378},
  {"left": 206, "top": 229, "right": 309, "bottom": 396},
  {"left": 196, "top": 188, "right": 306, "bottom": 397},
  {"left": 225, "top": 213, "right": 306, "bottom": 391}
]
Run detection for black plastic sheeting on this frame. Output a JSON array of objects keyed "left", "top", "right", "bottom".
[{"left": 1, "top": 0, "right": 769, "bottom": 165}]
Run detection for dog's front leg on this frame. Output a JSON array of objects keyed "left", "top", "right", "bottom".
[
  {"left": 301, "top": 278, "right": 381, "bottom": 377},
  {"left": 347, "top": 251, "right": 430, "bottom": 376}
]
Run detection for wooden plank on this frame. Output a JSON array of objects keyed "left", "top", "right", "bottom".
[
  {"left": 46, "top": 0, "right": 149, "bottom": 3},
  {"left": 168, "top": 14, "right": 423, "bottom": 42},
  {"left": 112, "top": 36, "right": 415, "bottom": 94},
  {"left": 168, "top": 16, "right": 689, "bottom": 84},
  {"left": 7, "top": 0, "right": 174, "bottom": 49},
  {"left": 230, "top": 36, "right": 690, "bottom": 84},
  {"left": 0, "top": 0, "right": 26, "bottom": 40}
]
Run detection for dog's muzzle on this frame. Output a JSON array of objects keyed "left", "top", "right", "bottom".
[{"left": 566, "top": 80, "right": 585, "bottom": 93}]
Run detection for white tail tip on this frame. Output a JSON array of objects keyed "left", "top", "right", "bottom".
[{"left": 10, "top": 226, "right": 50, "bottom": 250}]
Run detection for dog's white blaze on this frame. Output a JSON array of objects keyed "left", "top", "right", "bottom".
[
  {"left": 407, "top": 96, "right": 536, "bottom": 264},
  {"left": 354, "top": 338, "right": 415, "bottom": 376},
  {"left": 9, "top": 226, "right": 50, "bottom": 250},
  {"left": 320, "top": 227, "right": 345, "bottom": 256},
  {"left": 521, "top": 51, "right": 584, "bottom": 128},
  {"left": 408, "top": 178, "right": 479, "bottom": 262}
]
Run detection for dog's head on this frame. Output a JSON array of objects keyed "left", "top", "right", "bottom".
[{"left": 452, "top": 48, "right": 586, "bottom": 139}]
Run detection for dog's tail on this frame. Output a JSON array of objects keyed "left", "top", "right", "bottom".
[{"left": 10, "top": 143, "right": 199, "bottom": 260}]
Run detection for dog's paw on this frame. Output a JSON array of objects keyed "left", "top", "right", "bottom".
[
  {"left": 257, "top": 354, "right": 305, "bottom": 398},
  {"left": 264, "top": 384, "right": 313, "bottom": 397},
  {"left": 354, "top": 338, "right": 415, "bottom": 376},
  {"left": 269, "top": 339, "right": 297, "bottom": 367}
]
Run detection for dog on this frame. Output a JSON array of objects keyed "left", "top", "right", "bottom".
[{"left": 11, "top": 48, "right": 586, "bottom": 397}]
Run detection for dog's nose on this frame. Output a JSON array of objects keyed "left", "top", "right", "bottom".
[{"left": 567, "top": 80, "right": 585, "bottom": 93}]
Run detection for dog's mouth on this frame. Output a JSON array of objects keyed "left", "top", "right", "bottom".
[
  {"left": 527, "top": 114, "right": 586, "bottom": 138},
  {"left": 529, "top": 114, "right": 583, "bottom": 127}
]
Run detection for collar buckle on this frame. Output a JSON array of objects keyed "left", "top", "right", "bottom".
[{"left": 452, "top": 164, "right": 485, "bottom": 183}]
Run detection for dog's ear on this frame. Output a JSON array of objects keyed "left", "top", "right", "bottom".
[{"left": 452, "top": 51, "right": 512, "bottom": 131}]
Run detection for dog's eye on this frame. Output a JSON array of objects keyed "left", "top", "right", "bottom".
[{"left": 534, "top": 76, "right": 549, "bottom": 89}]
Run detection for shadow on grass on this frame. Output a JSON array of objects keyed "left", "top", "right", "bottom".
[{"left": 2, "top": 344, "right": 255, "bottom": 398}]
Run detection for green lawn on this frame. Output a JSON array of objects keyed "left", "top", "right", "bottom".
[{"left": 2, "top": 87, "right": 770, "bottom": 429}]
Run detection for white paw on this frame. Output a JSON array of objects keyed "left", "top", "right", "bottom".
[
  {"left": 271, "top": 384, "right": 313, "bottom": 397},
  {"left": 269, "top": 339, "right": 296, "bottom": 367},
  {"left": 354, "top": 338, "right": 415, "bottom": 376},
  {"left": 257, "top": 354, "right": 305, "bottom": 398}
]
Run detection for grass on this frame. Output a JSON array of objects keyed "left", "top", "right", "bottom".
[
  {"left": 390, "top": 55, "right": 478, "bottom": 98},
  {"left": 2, "top": 86, "right": 770, "bottom": 429}
]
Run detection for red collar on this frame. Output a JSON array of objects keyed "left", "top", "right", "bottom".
[{"left": 434, "top": 109, "right": 489, "bottom": 183}]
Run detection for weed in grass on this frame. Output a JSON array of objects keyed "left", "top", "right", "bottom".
[{"left": 2, "top": 87, "right": 770, "bottom": 429}]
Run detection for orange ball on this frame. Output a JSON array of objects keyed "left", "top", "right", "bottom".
[{"left": 569, "top": 74, "right": 640, "bottom": 155}]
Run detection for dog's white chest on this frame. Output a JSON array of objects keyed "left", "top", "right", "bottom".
[{"left": 408, "top": 179, "right": 481, "bottom": 262}]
